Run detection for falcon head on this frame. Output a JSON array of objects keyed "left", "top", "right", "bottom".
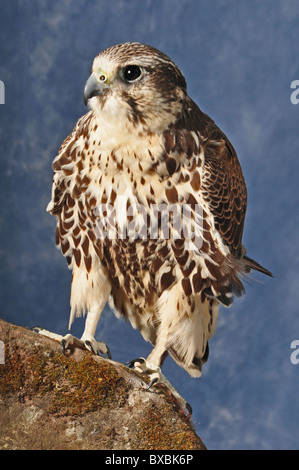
[{"left": 83, "top": 42, "right": 187, "bottom": 133}]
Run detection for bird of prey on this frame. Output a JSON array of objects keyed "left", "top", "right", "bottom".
[{"left": 47, "top": 42, "right": 272, "bottom": 398}]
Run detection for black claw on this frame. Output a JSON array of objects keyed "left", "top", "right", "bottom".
[
  {"left": 125, "top": 357, "right": 145, "bottom": 368},
  {"left": 61, "top": 339, "right": 67, "bottom": 355},
  {"left": 85, "top": 341, "right": 112, "bottom": 359},
  {"left": 105, "top": 345, "right": 112, "bottom": 360},
  {"left": 125, "top": 360, "right": 135, "bottom": 368},
  {"left": 146, "top": 377, "right": 158, "bottom": 391},
  {"left": 186, "top": 402, "right": 193, "bottom": 416},
  {"left": 85, "top": 340, "right": 97, "bottom": 355}
]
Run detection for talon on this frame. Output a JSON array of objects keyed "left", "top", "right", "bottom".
[
  {"left": 105, "top": 345, "right": 112, "bottom": 360},
  {"left": 60, "top": 333, "right": 75, "bottom": 354},
  {"left": 146, "top": 377, "right": 159, "bottom": 391},
  {"left": 125, "top": 360, "right": 134, "bottom": 368},
  {"left": 125, "top": 357, "right": 145, "bottom": 368},
  {"left": 59, "top": 334, "right": 111, "bottom": 358},
  {"left": 186, "top": 402, "right": 193, "bottom": 416},
  {"left": 85, "top": 340, "right": 96, "bottom": 355},
  {"left": 126, "top": 357, "right": 160, "bottom": 388},
  {"left": 85, "top": 340, "right": 112, "bottom": 358},
  {"left": 61, "top": 338, "right": 68, "bottom": 355},
  {"left": 125, "top": 356, "right": 190, "bottom": 413}
]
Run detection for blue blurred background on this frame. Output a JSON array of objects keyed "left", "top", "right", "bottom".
[{"left": 0, "top": 0, "right": 298, "bottom": 450}]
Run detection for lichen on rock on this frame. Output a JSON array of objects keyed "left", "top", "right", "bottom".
[{"left": 0, "top": 319, "right": 206, "bottom": 450}]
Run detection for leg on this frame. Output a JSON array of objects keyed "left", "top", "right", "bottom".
[
  {"left": 62, "top": 291, "right": 111, "bottom": 357},
  {"left": 34, "top": 259, "right": 112, "bottom": 357},
  {"left": 62, "top": 261, "right": 112, "bottom": 356},
  {"left": 126, "top": 305, "right": 171, "bottom": 385},
  {"left": 126, "top": 286, "right": 192, "bottom": 413}
]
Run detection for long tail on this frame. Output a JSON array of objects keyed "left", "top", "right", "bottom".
[{"left": 243, "top": 255, "right": 273, "bottom": 277}]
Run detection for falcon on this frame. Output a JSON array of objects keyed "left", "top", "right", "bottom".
[{"left": 47, "top": 42, "right": 272, "bottom": 401}]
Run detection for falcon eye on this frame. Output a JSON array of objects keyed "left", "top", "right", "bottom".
[{"left": 122, "top": 65, "right": 143, "bottom": 83}]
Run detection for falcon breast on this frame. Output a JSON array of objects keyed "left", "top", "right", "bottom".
[{"left": 48, "top": 42, "right": 272, "bottom": 382}]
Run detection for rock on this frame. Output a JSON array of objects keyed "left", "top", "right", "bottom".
[{"left": 0, "top": 319, "right": 206, "bottom": 450}]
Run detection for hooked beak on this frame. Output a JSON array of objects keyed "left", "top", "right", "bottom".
[{"left": 83, "top": 71, "right": 111, "bottom": 106}]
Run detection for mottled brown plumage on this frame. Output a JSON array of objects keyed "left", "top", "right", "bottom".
[{"left": 47, "top": 42, "right": 271, "bottom": 386}]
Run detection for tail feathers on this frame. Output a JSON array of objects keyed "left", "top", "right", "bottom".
[
  {"left": 243, "top": 255, "right": 273, "bottom": 277},
  {"left": 168, "top": 346, "right": 202, "bottom": 377}
]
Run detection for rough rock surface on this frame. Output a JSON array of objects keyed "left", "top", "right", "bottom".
[{"left": 0, "top": 319, "right": 206, "bottom": 450}]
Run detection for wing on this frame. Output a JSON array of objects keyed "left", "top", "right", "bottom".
[
  {"left": 47, "top": 112, "right": 94, "bottom": 265},
  {"left": 160, "top": 97, "right": 271, "bottom": 307},
  {"left": 179, "top": 97, "right": 247, "bottom": 257},
  {"left": 180, "top": 98, "right": 272, "bottom": 276}
]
